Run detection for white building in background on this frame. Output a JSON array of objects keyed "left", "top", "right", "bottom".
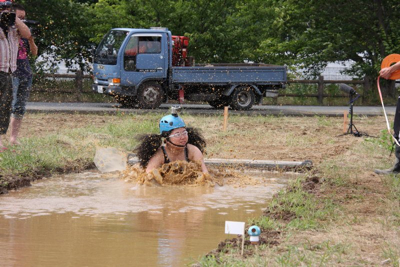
[
  {"left": 35, "top": 47, "right": 92, "bottom": 74},
  {"left": 291, "top": 61, "right": 357, "bottom": 80},
  {"left": 321, "top": 62, "right": 355, "bottom": 80}
]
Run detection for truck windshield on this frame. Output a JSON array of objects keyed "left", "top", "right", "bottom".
[{"left": 94, "top": 30, "right": 129, "bottom": 65}]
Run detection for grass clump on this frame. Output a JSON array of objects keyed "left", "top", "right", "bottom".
[
  {"left": 0, "top": 113, "right": 159, "bottom": 188},
  {"left": 0, "top": 134, "right": 93, "bottom": 175},
  {"left": 264, "top": 177, "right": 338, "bottom": 230}
]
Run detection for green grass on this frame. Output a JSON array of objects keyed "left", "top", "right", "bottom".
[
  {"left": 382, "top": 243, "right": 400, "bottom": 267},
  {"left": 0, "top": 134, "right": 92, "bottom": 175},
  {"left": 195, "top": 240, "right": 354, "bottom": 267},
  {"left": 273, "top": 241, "right": 352, "bottom": 266},
  {"left": 30, "top": 78, "right": 115, "bottom": 103},
  {"left": 29, "top": 91, "right": 113, "bottom": 103},
  {"left": 248, "top": 216, "right": 280, "bottom": 231},
  {"left": 261, "top": 177, "right": 339, "bottom": 231},
  {"left": 0, "top": 114, "right": 160, "bottom": 177}
]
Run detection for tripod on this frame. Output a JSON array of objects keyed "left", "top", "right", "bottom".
[{"left": 346, "top": 92, "right": 361, "bottom": 137}]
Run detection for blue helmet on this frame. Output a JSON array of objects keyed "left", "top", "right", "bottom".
[{"left": 159, "top": 114, "right": 186, "bottom": 135}]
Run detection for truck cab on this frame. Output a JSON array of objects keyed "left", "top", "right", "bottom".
[{"left": 92, "top": 28, "right": 172, "bottom": 108}]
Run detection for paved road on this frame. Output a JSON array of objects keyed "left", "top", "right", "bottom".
[{"left": 26, "top": 102, "right": 395, "bottom": 116}]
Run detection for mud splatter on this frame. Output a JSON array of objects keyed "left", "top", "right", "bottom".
[
  {"left": 122, "top": 161, "right": 220, "bottom": 186},
  {"left": 121, "top": 161, "right": 272, "bottom": 187}
]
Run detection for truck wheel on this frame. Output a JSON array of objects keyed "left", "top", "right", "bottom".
[
  {"left": 208, "top": 96, "right": 230, "bottom": 109},
  {"left": 116, "top": 95, "right": 137, "bottom": 108},
  {"left": 137, "top": 82, "right": 163, "bottom": 109},
  {"left": 230, "top": 86, "right": 255, "bottom": 110}
]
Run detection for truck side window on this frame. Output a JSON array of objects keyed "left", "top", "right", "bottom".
[
  {"left": 124, "top": 36, "right": 162, "bottom": 71},
  {"left": 124, "top": 36, "right": 139, "bottom": 71},
  {"left": 138, "top": 37, "right": 161, "bottom": 54}
]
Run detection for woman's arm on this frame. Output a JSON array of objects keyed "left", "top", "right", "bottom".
[
  {"left": 28, "top": 36, "right": 38, "bottom": 57},
  {"left": 15, "top": 17, "right": 31, "bottom": 39},
  {"left": 145, "top": 148, "right": 164, "bottom": 173},
  {"left": 380, "top": 61, "right": 400, "bottom": 79},
  {"left": 188, "top": 144, "right": 209, "bottom": 174}
]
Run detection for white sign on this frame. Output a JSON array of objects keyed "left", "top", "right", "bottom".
[{"left": 225, "top": 221, "right": 245, "bottom": 235}]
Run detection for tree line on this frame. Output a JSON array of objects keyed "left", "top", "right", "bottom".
[{"left": 19, "top": 0, "right": 400, "bottom": 84}]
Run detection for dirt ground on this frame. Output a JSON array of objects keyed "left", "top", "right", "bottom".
[
  {"left": 6, "top": 112, "right": 400, "bottom": 265},
  {"left": 11, "top": 112, "right": 385, "bottom": 164}
]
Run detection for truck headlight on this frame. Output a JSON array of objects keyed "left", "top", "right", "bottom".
[
  {"left": 93, "top": 77, "right": 98, "bottom": 84},
  {"left": 108, "top": 78, "right": 121, "bottom": 86}
]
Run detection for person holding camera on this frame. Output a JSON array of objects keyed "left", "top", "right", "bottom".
[
  {"left": 8, "top": 3, "right": 37, "bottom": 145},
  {"left": 0, "top": 0, "right": 31, "bottom": 150}
]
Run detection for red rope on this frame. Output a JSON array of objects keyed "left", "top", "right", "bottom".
[{"left": 377, "top": 76, "right": 400, "bottom": 146}]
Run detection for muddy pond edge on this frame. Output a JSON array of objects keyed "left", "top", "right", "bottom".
[{"left": 0, "top": 157, "right": 313, "bottom": 195}]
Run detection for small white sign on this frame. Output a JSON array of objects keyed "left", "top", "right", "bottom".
[
  {"left": 225, "top": 221, "right": 245, "bottom": 235},
  {"left": 97, "top": 86, "right": 104, "bottom": 94}
]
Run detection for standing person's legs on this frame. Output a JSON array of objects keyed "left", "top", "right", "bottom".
[
  {"left": 374, "top": 144, "right": 400, "bottom": 174},
  {"left": 0, "top": 72, "right": 13, "bottom": 149},
  {"left": 10, "top": 75, "right": 31, "bottom": 145},
  {"left": 375, "top": 96, "right": 400, "bottom": 175}
]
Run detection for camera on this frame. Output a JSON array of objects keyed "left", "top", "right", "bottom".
[
  {"left": 0, "top": 1, "right": 15, "bottom": 27},
  {"left": 22, "top": 19, "right": 40, "bottom": 37},
  {"left": 170, "top": 105, "right": 182, "bottom": 116}
]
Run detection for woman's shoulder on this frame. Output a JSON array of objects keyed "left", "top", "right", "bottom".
[
  {"left": 147, "top": 146, "right": 165, "bottom": 163},
  {"left": 153, "top": 146, "right": 165, "bottom": 156},
  {"left": 187, "top": 143, "right": 201, "bottom": 151},
  {"left": 187, "top": 143, "right": 203, "bottom": 159}
]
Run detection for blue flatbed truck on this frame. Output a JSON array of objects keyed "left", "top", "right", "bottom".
[{"left": 92, "top": 28, "right": 287, "bottom": 110}]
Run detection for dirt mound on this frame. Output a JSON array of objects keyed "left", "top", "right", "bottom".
[{"left": 202, "top": 229, "right": 282, "bottom": 262}]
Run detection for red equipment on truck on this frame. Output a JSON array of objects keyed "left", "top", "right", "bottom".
[{"left": 172, "top": 35, "right": 190, "bottom": 66}]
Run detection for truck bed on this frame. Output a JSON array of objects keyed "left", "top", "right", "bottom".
[{"left": 171, "top": 65, "right": 286, "bottom": 85}]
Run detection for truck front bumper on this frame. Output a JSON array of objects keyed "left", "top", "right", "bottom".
[
  {"left": 92, "top": 84, "right": 108, "bottom": 94},
  {"left": 92, "top": 84, "right": 121, "bottom": 95},
  {"left": 92, "top": 84, "right": 136, "bottom": 96}
]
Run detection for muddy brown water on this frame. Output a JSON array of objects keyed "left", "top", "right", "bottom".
[{"left": 0, "top": 170, "right": 295, "bottom": 266}]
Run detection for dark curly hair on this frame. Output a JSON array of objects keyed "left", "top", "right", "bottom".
[{"left": 134, "top": 127, "right": 206, "bottom": 168}]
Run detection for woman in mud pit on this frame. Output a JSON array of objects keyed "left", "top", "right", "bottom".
[{"left": 134, "top": 112, "right": 208, "bottom": 174}]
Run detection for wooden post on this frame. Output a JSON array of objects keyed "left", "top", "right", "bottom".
[
  {"left": 343, "top": 111, "right": 348, "bottom": 133},
  {"left": 75, "top": 70, "right": 83, "bottom": 101},
  {"left": 389, "top": 80, "right": 396, "bottom": 98},
  {"left": 317, "top": 76, "right": 324, "bottom": 105},
  {"left": 223, "top": 106, "right": 229, "bottom": 131},
  {"left": 363, "top": 76, "right": 370, "bottom": 104},
  {"left": 241, "top": 233, "right": 245, "bottom": 256}
]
